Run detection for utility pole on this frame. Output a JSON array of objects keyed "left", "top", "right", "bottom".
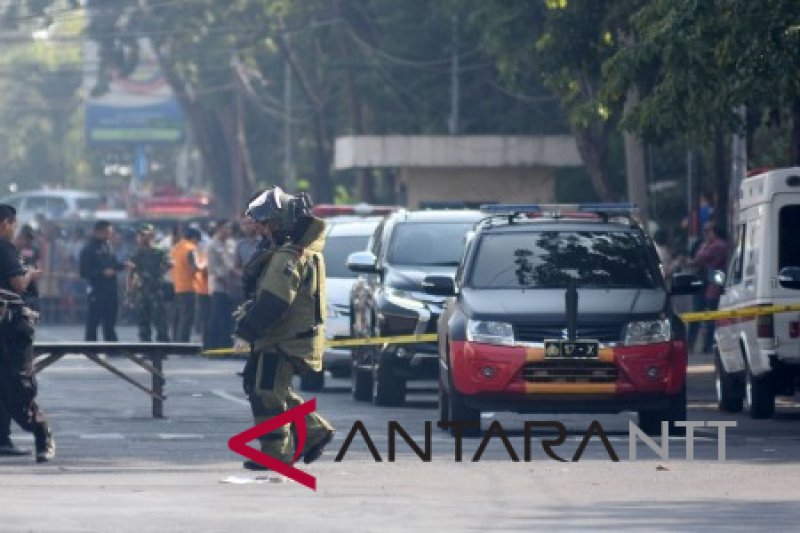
[
  {"left": 284, "top": 55, "right": 295, "bottom": 190},
  {"left": 730, "top": 105, "right": 747, "bottom": 236},
  {"left": 687, "top": 149, "right": 695, "bottom": 249},
  {"left": 448, "top": 14, "right": 460, "bottom": 135}
]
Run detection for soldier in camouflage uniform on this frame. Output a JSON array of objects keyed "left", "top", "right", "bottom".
[
  {"left": 234, "top": 187, "right": 334, "bottom": 470},
  {"left": 128, "top": 224, "right": 171, "bottom": 343}
]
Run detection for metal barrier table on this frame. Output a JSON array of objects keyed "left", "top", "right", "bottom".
[{"left": 32, "top": 342, "right": 202, "bottom": 418}]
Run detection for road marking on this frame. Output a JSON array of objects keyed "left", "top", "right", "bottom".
[
  {"left": 211, "top": 389, "right": 250, "bottom": 406},
  {"left": 79, "top": 433, "right": 125, "bottom": 440},
  {"left": 157, "top": 434, "right": 205, "bottom": 440}
]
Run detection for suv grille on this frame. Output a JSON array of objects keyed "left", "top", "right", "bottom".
[
  {"left": 514, "top": 324, "right": 622, "bottom": 343},
  {"left": 523, "top": 360, "right": 618, "bottom": 383},
  {"left": 381, "top": 315, "right": 418, "bottom": 336}
]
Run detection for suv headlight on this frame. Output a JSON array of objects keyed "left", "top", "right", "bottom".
[
  {"left": 624, "top": 319, "right": 671, "bottom": 346},
  {"left": 467, "top": 320, "right": 515, "bottom": 346},
  {"left": 385, "top": 288, "right": 425, "bottom": 310}
]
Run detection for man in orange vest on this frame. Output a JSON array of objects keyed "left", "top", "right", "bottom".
[{"left": 170, "top": 228, "right": 203, "bottom": 342}]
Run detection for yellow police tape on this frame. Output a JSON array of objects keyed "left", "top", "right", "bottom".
[
  {"left": 202, "top": 333, "right": 438, "bottom": 357},
  {"left": 201, "top": 304, "right": 800, "bottom": 357},
  {"left": 679, "top": 303, "right": 800, "bottom": 323}
]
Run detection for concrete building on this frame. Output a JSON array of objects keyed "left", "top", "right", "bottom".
[{"left": 334, "top": 135, "right": 584, "bottom": 208}]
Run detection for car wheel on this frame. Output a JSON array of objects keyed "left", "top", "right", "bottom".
[
  {"left": 444, "top": 352, "right": 480, "bottom": 437},
  {"left": 438, "top": 366, "right": 450, "bottom": 427},
  {"left": 351, "top": 357, "right": 373, "bottom": 402},
  {"left": 745, "top": 364, "right": 775, "bottom": 419},
  {"left": 638, "top": 385, "right": 687, "bottom": 436},
  {"left": 715, "top": 349, "right": 744, "bottom": 413},
  {"left": 299, "top": 369, "right": 325, "bottom": 392},
  {"left": 373, "top": 350, "right": 406, "bottom": 406}
]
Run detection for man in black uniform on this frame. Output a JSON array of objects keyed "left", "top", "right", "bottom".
[
  {"left": 0, "top": 204, "right": 54, "bottom": 463},
  {"left": 80, "top": 220, "right": 127, "bottom": 341},
  {"left": 0, "top": 225, "right": 40, "bottom": 456}
]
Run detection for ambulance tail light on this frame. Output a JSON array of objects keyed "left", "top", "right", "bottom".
[{"left": 757, "top": 314, "right": 774, "bottom": 339}]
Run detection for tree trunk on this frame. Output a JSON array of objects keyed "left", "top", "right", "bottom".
[
  {"left": 623, "top": 89, "right": 649, "bottom": 227},
  {"left": 150, "top": 38, "right": 236, "bottom": 215},
  {"left": 572, "top": 126, "right": 613, "bottom": 202},
  {"left": 312, "top": 113, "right": 334, "bottom": 203}
]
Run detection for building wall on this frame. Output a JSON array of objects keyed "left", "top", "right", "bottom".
[{"left": 399, "top": 167, "right": 555, "bottom": 208}]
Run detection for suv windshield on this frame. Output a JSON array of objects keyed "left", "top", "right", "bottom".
[
  {"left": 470, "top": 230, "right": 659, "bottom": 289},
  {"left": 389, "top": 222, "right": 474, "bottom": 266},
  {"left": 324, "top": 235, "right": 370, "bottom": 278}
]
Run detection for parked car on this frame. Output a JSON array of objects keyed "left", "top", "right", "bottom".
[
  {"left": 0, "top": 189, "right": 115, "bottom": 227},
  {"left": 299, "top": 217, "right": 383, "bottom": 391},
  {"left": 715, "top": 167, "right": 800, "bottom": 418},
  {"left": 347, "top": 209, "right": 483, "bottom": 405},
  {"left": 426, "top": 204, "right": 702, "bottom": 435}
]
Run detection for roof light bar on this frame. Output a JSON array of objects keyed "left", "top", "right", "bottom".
[
  {"left": 480, "top": 203, "right": 637, "bottom": 215},
  {"left": 480, "top": 204, "right": 542, "bottom": 214}
]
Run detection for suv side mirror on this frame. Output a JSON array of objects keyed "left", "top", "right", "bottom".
[
  {"left": 347, "top": 251, "right": 380, "bottom": 274},
  {"left": 670, "top": 273, "right": 704, "bottom": 295},
  {"left": 778, "top": 266, "right": 800, "bottom": 290},
  {"left": 422, "top": 275, "right": 456, "bottom": 296}
]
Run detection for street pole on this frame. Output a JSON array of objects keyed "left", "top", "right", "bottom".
[
  {"left": 687, "top": 149, "right": 695, "bottom": 250},
  {"left": 730, "top": 105, "right": 747, "bottom": 237},
  {"left": 448, "top": 14, "right": 460, "bottom": 135},
  {"left": 284, "top": 58, "right": 295, "bottom": 190}
]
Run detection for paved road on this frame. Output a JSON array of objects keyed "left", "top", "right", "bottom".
[{"left": 0, "top": 326, "right": 799, "bottom": 531}]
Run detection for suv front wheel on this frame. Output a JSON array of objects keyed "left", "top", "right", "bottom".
[
  {"left": 715, "top": 349, "right": 744, "bottom": 413},
  {"left": 638, "top": 385, "right": 687, "bottom": 436},
  {"left": 440, "top": 350, "right": 480, "bottom": 437},
  {"left": 373, "top": 349, "right": 407, "bottom": 406},
  {"left": 745, "top": 364, "right": 775, "bottom": 419},
  {"left": 351, "top": 361, "right": 373, "bottom": 402}
]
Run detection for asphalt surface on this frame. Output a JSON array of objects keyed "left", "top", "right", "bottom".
[{"left": 1, "top": 325, "right": 799, "bottom": 531}]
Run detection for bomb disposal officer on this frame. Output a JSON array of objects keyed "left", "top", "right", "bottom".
[{"left": 234, "top": 187, "right": 334, "bottom": 470}]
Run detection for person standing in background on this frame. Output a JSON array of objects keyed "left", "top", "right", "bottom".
[
  {"left": 80, "top": 221, "right": 127, "bottom": 342},
  {"left": 127, "top": 224, "right": 171, "bottom": 343},
  {"left": 170, "top": 228, "right": 202, "bottom": 343},
  {"left": 207, "top": 220, "right": 236, "bottom": 349},
  {"left": 193, "top": 234, "right": 211, "bottom": 348},
  {"left": 683, "top": 222, "right": 729, "bottom": 353},
  {"left": 14, "top": 225, "right": 41, "bottom": 312}
]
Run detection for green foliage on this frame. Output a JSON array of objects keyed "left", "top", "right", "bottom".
[{"left": 0, "top": 1, "right": 85, "bottom": 192}]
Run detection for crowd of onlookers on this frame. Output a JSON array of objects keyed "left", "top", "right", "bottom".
[
  {"left": 23, "top": 215, "right": 261, "bottom": 350},
  {"left": 21, "top": 197, "right": 729, "bottom": 354}
]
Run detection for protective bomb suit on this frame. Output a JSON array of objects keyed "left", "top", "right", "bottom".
[{"left": 235, "top": 187, "right": 334, "bottom": 468}]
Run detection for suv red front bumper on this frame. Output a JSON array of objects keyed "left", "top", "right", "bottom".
[{"left": 449, "top": 340, "right": 687, "bottom": 397}]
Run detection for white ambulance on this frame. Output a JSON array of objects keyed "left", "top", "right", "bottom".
[{"left": 715, "top": 167, "right": 800, "bottom": 418}]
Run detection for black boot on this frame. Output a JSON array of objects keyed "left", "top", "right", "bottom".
[
  {"left": 242, "top": 460, "right": 270, "bottom": 471},
  {"left": 34, "top": 426, "right": 55, "bottom": 463}
]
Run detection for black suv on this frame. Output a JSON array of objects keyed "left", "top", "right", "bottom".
[
  {"left": 347, "top": 209, "right": 483, "bottom": 405},
  {"left": 424, "top": 204, "right": 703, "bottom": 435}
]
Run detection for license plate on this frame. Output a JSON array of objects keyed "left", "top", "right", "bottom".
[{"left": 544, "top": 339, "right": 600, "bottom": 359}]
